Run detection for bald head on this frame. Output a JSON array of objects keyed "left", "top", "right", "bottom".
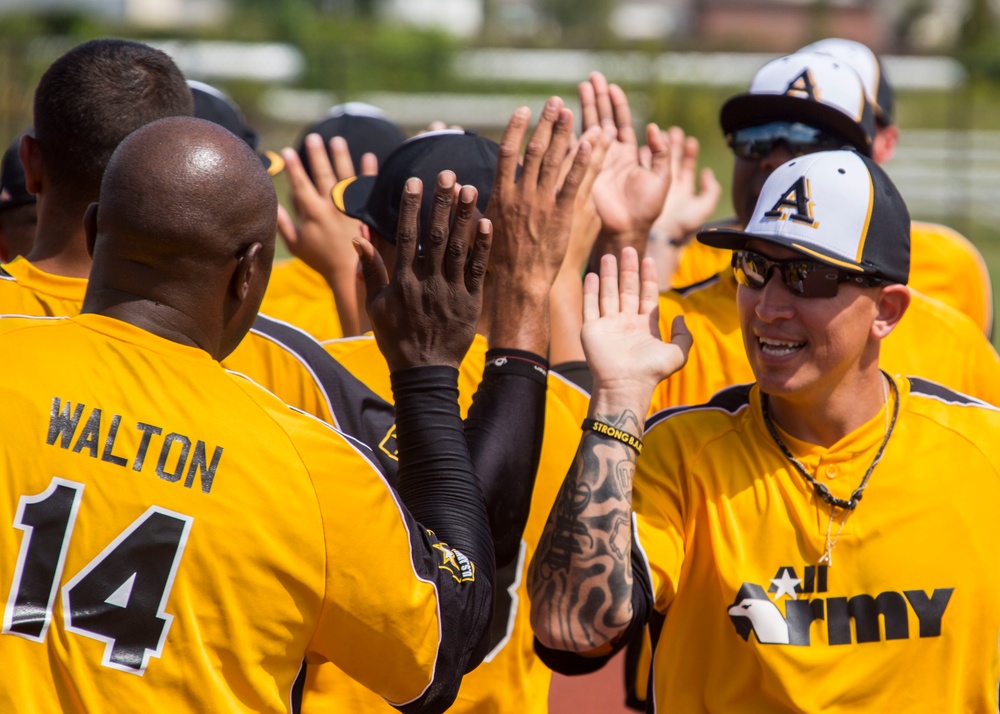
[
  {"left": 85, "top": 116, "right": 278, "bottom": 359},
  {"left": 98, "top": 116, "right": 276, "bottom": 262}
]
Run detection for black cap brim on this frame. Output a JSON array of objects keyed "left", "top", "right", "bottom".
[{"left": 720, "top": 94, "right": 873, "bottom": 157}]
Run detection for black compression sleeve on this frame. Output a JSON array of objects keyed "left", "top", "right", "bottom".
[
  {"left": 391, "top": 365, "right": 496, "bottom": 588},
  {"left": 464, "top": 349, "right": 548, "bottom": 568}
]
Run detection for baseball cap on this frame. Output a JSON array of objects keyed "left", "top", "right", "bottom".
[
  {"left": 799, "top": 38, "right": 894, "bottom": 126},
  {"left": 188, "top": 80, "right": 284, "bottom": 176},
  {"left": 0, "top": 133, "right": 35, "bottom": 212},
  {"left": 332, "top": 130, "right": 499, "bottom": 244},
  {"left": 720, "top": 51, "right": 876, "bottom": 156},
  {"left": 296, "top": 103, "right": 407, "bottom": 180},
  {"left": 697, "top": 150, "right": 910, "bottom": 284}
]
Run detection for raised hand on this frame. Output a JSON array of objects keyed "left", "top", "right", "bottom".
[
  {"left": 278, "top": 134, "right": 377, "bottom": 335},
  {"left": 583, "top": 247, "right": 691, "bottom": 412},
  {"left": 650, "top": 127, "right": 723, "bottom": 244},
  {"left": 354, "top": 171, "right": 492, "bottom": 371},
  {"left": 579, "top": 72, "right": 672, "bottom": 256},
  {"left": 483, "top": 97, "right": 593, "bottom": 353}
]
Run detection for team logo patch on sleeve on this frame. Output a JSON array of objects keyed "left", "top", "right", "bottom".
[
  {"left": 432, "top": 542, "right": 476, "bottom": 583},
  {"left": 379, "top": 425, "right": 398, "bottom": 462}
]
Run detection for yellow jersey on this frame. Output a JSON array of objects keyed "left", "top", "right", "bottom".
[
  {"left": 313, "top": 333, "right": 590, "bottom": 714},
  {"left": 650, "top": 270, "right": 1000, "bottom": 412},
  {"left": 0, "top": 257, "right": 88, "bottom": 317},
  {"left": 0, "top": 314, "right": 489, "bottom": 713},
  {"left": 260, "top": 258, "right": 343, "bottom": 342},
  {"left": 0, "top": 259, "right": 369, "bottom": 433},
  {"left": 631, "top": 378, "right": 1000, "bottom": 712}
]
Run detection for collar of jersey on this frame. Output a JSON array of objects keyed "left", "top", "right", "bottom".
[
  {"left": 2, "top": 256, "right": 87, "bottom": 301},
  {"left": 72, "top": 313, "right": 217, "bottom": 363},
  {"left": 750, "top": 378, "right": 911, "bottom": 468}
]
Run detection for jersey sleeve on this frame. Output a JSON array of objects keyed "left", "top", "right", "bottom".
[
  {"left": 298, "top": 410, "right": 494, "bottom": 713},
  {"left": 463, "top": 349, "right": 549, "bottom": 569},
  {"left": 228, "top": 315, "right": 400, "bottom": 477},
  {"left": 633, "top": 418, "right": 688, "bottom": 612}
]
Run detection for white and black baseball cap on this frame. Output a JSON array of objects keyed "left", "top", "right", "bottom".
[
  {"left": 799, "top": 38, "right": 894, "bottom": 126},
  {"left": 720, "top": 51, "right": 877, "bottom": 156},
  {"left": 697, "top": 150, "right": 910, "bottom": 284}
]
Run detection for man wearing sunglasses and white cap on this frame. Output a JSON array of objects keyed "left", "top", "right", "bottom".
[
  {"left": 672, "top": 42, "right": 993, "bottom": 339},
  {"left": 529, "top": 149, "right": 1000, "bottom": 712},
  {"left": 647, "top": 50, "right": 1000, "bottom": 413}
]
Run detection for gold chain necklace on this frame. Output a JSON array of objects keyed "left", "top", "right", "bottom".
[{"left": 761, "top": 372, "right": 899, "bottom": 566}]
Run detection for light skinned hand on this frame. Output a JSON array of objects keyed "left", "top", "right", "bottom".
[{"left": 582, "top": 247, "right": 692, "bottom": 406}]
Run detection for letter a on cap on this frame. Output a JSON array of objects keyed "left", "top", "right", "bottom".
[
  {"left": 764, "top": 176, "right": 817, "bottom": 226},
  {"left": 784, "top": 69, "right": 818, "bottom": 101}
]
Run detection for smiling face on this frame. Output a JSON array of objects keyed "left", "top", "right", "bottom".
[{"left": 736, "top": 240, "right": 882, "bottom": 404}]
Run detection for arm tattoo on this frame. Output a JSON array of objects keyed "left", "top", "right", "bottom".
[{"left": 529, "top": 409, "right": 641, "bottom": 651}]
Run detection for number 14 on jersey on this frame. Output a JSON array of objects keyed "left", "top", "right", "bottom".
[{"left": 3, "top": 477, "right": 193, "bottom": 675}]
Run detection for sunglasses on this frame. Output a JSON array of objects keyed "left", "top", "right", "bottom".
[
  {"left": 727, "top": 122, "right": 851, "bottom": 160},
  {"left": 733, "top": 250, "right": 884, "bottom": 298}
]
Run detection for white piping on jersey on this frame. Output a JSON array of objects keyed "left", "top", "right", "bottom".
[
  {"left": 248, "top": 314, "right": 339, "bottom": 430},
  {"left": 644, "top": 383, "right": 755, "bottom": 435},
  {"left": 225, "top": 367, "right": 445, "bottom": 705},
  {"left": 548, "top": 368, "right": 591, "bottom": 399}
]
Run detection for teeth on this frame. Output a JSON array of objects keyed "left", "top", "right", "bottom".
[{"left": 758, "top": 337, "right": 805, "bottom": 356}]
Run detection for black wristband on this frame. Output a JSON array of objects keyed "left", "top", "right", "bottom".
[
  {"left": 483, "top": 348, "right": 549, "bottom": 386},
  {"left": 582, "top": 418, "right": 643, "bottom": 455}
]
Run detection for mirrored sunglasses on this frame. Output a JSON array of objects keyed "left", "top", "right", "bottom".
[
  {"left": 727, "top": 122, "right": 851, "bottom": 160},
  {"left": 732, "top": 249, "right": 883, "bottom": 298}
]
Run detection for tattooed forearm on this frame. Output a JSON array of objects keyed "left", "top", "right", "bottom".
[{"left": 529, "top": 409, "right": 642, "bottom": 652}]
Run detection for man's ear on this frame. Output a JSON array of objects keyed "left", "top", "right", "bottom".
[
  {"left": 84, "top": 202, "right": 99, "bottom": 257},
  {"left": 19, "top": 134, "right": 43, "bottom": 196},
  {"left": 873, "top": 125, "right": 900, "bottom": 165},
  {"left": 871, "top": 283, "right": 910, "bottom": 342},
  {"left": 232, "top": 242, "right": 264, "bottom": 302}
]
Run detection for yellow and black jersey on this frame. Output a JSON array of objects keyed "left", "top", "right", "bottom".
[
  {"left": 0, "top": 258, "right": 88, "bottom": 317},
  {"left": 0, "top": 314, "right": 491, "bottom": 713},
  {"left": 313, "top": 334, "right": 590, "bottom": 714},
  {"left": 671, "top": 218, "right": 995, "bottom": 338},
  {"left": 259, "top": 257, "right": 343, "bottom": 343},
  {"left": 624, "top": 379, "right": 1000, "bottom": 712},
  {"left": 650, "top": 270, "right": 1000, "bottom": 413},
  {"left": 0, "top": 262, "right": 392, "bottom": 459}
]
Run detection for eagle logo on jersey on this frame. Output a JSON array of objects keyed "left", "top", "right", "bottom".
[
  {"left": 728, "top": 565, "right": 953, "bottom": 647},
  {"left": 432, "top": 541, "right": 476, "bottom": 583},
  {"left": 764, "top": 176, "right": 817, "bottom": 227},
  {"left": 784, "top": 69, "right": 819, "bottom": 102}
]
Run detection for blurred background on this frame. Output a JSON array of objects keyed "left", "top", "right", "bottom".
[{"left": 2, "top": 0, "right": 999, "bottom": 345}]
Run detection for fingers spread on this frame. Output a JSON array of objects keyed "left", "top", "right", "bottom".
[
  {"left": 598, "top": 252, "right": 620, "bottom": 316},
  {"left": 465, "top": 217, "right": 492, "bottom": 296},
  {"left": 608, "top": 83, "right": 637, "bottom": 145},
  {"left": 538, "top": 106, "right": 574, "bottom": 194},
  {"left": 639, "top": 256, "right": 660, "bottom": 316},
  {"left": 521, "top": 97, "right": 563, "bottom": 193},
  {"left": 330, "top": 136, "right": 358, "bottom": 183},
  {"left": 618, "top": 247, "right": 641, "bottom": 315},
  {"left": 424, "top": 171, "right": 457, "bottom": 273},
  {"left": 355, "top": 236, "right": 389, "bottom": 301},
  {"left": 446, "top": 184, "right": 478, "bottom": 282},
  {"left": 496, "top": 106, "right": 531, "bottom": 189},
  {"left": 582, "top": 271, "right": 601, "bottom": 323},
  {"left": 394, "top": 177, "right": 422, "bottom": 274}
]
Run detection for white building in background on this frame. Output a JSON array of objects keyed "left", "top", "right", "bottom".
[
  {"left": 0, "top": 0, "right": 227, "bottom": 27},
  {"left": 382, "top": 0, "right": 484, "bottom": 38}
]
